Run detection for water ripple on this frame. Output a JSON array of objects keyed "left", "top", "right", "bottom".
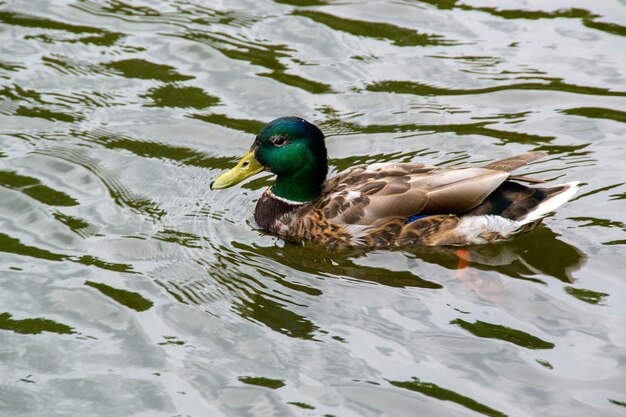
[{"left": 1, "top": 0, "right": 625, "bottom": 416}]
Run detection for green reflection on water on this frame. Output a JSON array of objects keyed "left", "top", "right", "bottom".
[
  {"left": 25, "top": 32, "right": 123, "bottom": 46},
  {"left": 158, "top": 336, "right": 185, "bottom": 346},
  {"left": 153, "top": 229, "right": 203, "bottom": 249},
  {"left": 367, "top": 80, "right": 626, "bottom": 97},
  {"left": 0, "top": 10, "right": 107, "bottom": 34},
  {"left": 178, "top": 29, "right": 331, "bottom": 93},
  {"left": 0, "top": 233, "right": 134, "bottom": 273},
  {"left": 52, "top": 212, "right": 90, "bottom": 235},
  {"left": 451, "top": 319, "right": 554, "bottom": 349},
  {"left": 191, "top": 113, "right": 265, "bottom": 134},
  {"left": 85, "top": 281, "right": 153, "bottom": 312},
  {"left": 0, "top": 170, "right": 78, "bottom": 206},
  {"left": 565, "top": 287, "right": 608, "bottom": 305},
  {"left": 241, "top": 241, "right": 442, "bottom": 289},
  {"left": 184, "top": 31, "right": 290, "bottom": 71},
  {"left": 0, "top": 312, "right": 75, "bottom": 335},
  {"left": 0, "top": 10, "right": 123, "bottom": 46},
  {"left": 569, "top": 216, "right": 626, "bottom": 229},
  {"left": 104, "top": 59, "right": 193, "bottom": 81},
  {"left": 0, "top": 233, "right": 64, "bottom": 262},
  {"left": 293, "top": 10, "right": 452, "bottom": 47},
  {"left": 0, "top": 84, "right": 42, "bottom": 103},
  {"left": 76, "top": 255, "right": 135, "bottom": 273},
  {"left": 609, "top": 399, "right": 626, "bottom": 408},
  {"left": 236, "top": 292, "right": 319, "bottom": 340},
  {"left": 471, "top": 6, "right": 592, "bottom": 20},
  {"left": 123, "top": 198, "right": 165, "bottom": 220},
  {"left": 562, "top": 107, "right": 626, "bottom": 123},
  {"left": 389, "top": 377, "right": 507, "bottom": 417},
  {"left": 536, "top": 359, "right": 553, "bottom": 369},
  {"left": 238, "top": 376, "right": 285, "bottom": 389},
  {"left": 288, "top": 401, "right": 315, "bottom": 409},
  {"left": 258, "top": 70, "right": 332, "bottom": 94},
  {"left": 100, "top": 0, "right": 161, "bottom": 17},
  {"left": 416, "top": 1, "right": 626, "bottom": 38},
  {"left": 194, "top": 243, "right": 326, "bottom": 339},
  {"left": 87, "top": 132, "right": 231, "bottom": 169},
  {"left": 328, "top": 150, "right": 429, "bottom": 174},
  {"left": 584, "top": 19, "right": 626, "bottom": 36},
  {"left": 322, "top": 116, "right": 554, "bottom": 144},
  {"left": 274, "top": 0, "right": 328, "bottom": 6},
  {"left": 14, "top": 106, "right": 80, "bottom": 123},
  {"left": 142, "top": 84, "right": 220, "bottom": 109},
  {"left": 0, "top": 61, "right": 25, "bottom": 72}
]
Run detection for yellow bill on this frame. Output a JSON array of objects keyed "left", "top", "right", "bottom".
[{"left": 210, "top": 151, "right": 264, "bottom": 190}]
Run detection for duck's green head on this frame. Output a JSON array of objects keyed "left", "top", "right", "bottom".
[{"left": 211, "top": 117, "right": 328, "bottom": 203}]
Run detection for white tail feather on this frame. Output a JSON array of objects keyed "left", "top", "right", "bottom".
[
  {"left": 454, "top": 181, "right": 580, "bottom": 244},
  {"left": 519, "top": 181, "right": 580, "bottom": 225}
]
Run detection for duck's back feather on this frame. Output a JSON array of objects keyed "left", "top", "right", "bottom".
[
  {"left": 316, "top": 163, "right": 510, "bottom": 227},
  {"left": 481, "top": 151, "right": 546, "bottom": 172}
]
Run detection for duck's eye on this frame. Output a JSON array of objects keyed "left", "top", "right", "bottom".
[{"left": 271, "top": 135, "right": 287, "bottom": 147}]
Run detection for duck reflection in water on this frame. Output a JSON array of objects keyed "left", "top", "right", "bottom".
[{"left": 248, "top": 224, "right": 585, "bottom": 289}]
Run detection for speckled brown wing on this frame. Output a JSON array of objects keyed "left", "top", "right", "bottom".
[{"left": 309, "top": 162, "right": 511, "bottom": 227}]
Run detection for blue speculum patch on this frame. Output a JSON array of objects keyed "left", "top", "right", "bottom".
[{"left": 406, "top": 214, "right": 432, "bottom": 224}]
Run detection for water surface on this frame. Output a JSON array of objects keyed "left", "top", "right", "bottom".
[{"left": 1, "top": 0, "right": 626, "bottom": 416}]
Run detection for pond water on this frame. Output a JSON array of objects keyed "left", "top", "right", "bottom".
[{"left": 1, "top": 0, "right": 626, "bottom": 416}]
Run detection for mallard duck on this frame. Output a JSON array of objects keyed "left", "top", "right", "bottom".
[{"left": 211, "top": 117, "right": 578, "bottom": 247}]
